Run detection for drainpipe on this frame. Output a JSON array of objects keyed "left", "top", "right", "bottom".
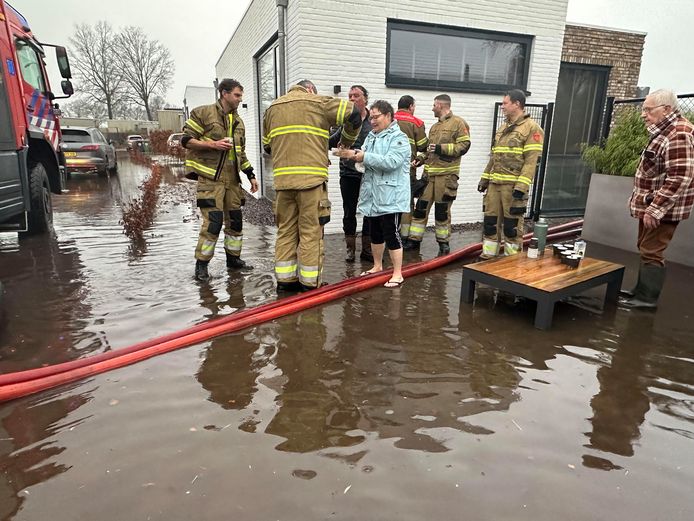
[{"left": 276, "top": 0, "right": 288, "bottom": 95}]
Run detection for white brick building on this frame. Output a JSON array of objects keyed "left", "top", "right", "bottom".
[{"left": 216, "top": 0, "right": 569, "bottom": 234}]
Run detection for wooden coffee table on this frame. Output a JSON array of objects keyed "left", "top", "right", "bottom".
[{"left": 460, "top": 250, "right": 625, "bottom": 330}]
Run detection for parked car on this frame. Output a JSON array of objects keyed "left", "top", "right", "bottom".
[
  {"left": 61, "top": 127, "right": 117, "bottom": 176},
  {"left": 126, "top": 134, "right": 145, "bottom": 151},
  {"left": 167, "top": 132, "right": 185, "bottom": 154}
]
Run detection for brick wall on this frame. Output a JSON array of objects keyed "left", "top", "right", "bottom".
[{"left": 562, "top": 24, "right": 645, "bottom": 99}]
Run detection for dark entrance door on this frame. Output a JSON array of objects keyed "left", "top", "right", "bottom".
[{"left": 542, "top": 62, "right": 609, "bottom": 215}]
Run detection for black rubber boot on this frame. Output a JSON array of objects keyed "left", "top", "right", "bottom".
[
  {"left": 277, "top": 281, "right": 302, "bottom": 293},
  {"left": 345, "top": 235, "right": 357, "bottom": 263},
  {"left": 360, "top": 234, "right": 373, "bottom": 262},
  {"left": 226, "top": 253, "right": 253, "bottom": 270},
  {"left": 195, "top": 260, "right": 210, "bottom": 281},
  {"left": 619, "top": 266, "right": 643, "bottom": 298},
  {"left": 403, "top": 239, "right": 421, "bottom": 251},
  {"left": 438, "top": 242, "right": 451, "bottom": 256},
  {"left": 620, "top": 264, "right": 665, "bottom": 309}
]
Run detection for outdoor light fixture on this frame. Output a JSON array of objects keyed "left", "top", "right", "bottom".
[{"left": 333, "top": 85, "right": 341, "bottom": 94}]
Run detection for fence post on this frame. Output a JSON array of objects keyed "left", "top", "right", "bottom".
[
  {"left": 531, "top": 102, "right": 554, "bottom": 220},
  {"left": 600, "top": 96, "right": 615, "bottom": 144}
]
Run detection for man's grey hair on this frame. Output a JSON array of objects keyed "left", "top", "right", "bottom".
[
  {"left": 297, "top": 79, "right": 317, "bottom": 94},
  {"left": 648, "top": 89, "right": 679, "bottom": 110}
]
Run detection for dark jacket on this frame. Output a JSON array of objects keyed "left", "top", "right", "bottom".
[{"left": 329, "top": 114, "right": 372, "bottom": 179}]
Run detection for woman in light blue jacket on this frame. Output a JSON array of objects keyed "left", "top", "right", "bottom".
[{"left": 336, "top": 100, "right": 411, "bottom": 287}]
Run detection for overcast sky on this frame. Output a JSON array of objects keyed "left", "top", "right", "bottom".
[{"left": 10, "top": 0, "right": 693, "bottom": 106}]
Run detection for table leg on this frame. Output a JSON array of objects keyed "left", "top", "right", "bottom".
[
  {"left": 605, "top": 268, "right": 625, "bottom": 306},
  {"left": 534, "top": 297, "right": 555, "bottom": 330},
  {"left": 461, "top": 275, "right": 476, "bottom": 304}
]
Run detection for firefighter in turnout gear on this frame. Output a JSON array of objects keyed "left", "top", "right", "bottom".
[
  {"left": 394, "top": 95, "right": 428, "bottom": 241},
  {"left": 263, "top": 80, "right": 362, "bottom": 292},
  {"left": 478, "top": 89, "right": 544, "bottom": 259},
  {"left": 404, "top": 94, "right": 471, "bottom": 255},
  {"left": 182, "top": 79, "right": 259, "bottom": 282}
]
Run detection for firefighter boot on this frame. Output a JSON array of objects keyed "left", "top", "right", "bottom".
[
  {"left": 438, "top": 242, "right": 451, "bottom": 256},
  {"left": 345, "top": 235, "right": 357, "bottom": 263},
  {"left": 226, "top": 252, "right": 254, "bottom": 271},
  {"left": 403, "top": 239, "right": 421, "bottom": 251},
  {"left": 360, "top": 234, "right": 374, "bottom": 262},
  {"left": 195, "top": 260, "right": 210, "bottom": 282},
  {"left": 620, "top": 264, "right": 665, "bottom": 309}
]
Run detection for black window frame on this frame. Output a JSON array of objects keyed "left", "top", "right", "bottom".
[{"left": 385, "top": 19, "right": 534, "bottom": 94}]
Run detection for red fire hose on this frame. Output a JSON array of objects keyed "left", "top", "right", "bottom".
[{"left": 0, "top": 221, "right": 583, "bottom": 402}]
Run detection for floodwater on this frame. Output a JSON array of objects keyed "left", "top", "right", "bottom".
[{"left": 1, "top": 155, "right": 693, "bottom": 520}]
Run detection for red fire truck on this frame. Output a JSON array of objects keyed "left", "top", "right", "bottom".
[{"left": 0, "top": 0, "right": 74, "bottom": 236}]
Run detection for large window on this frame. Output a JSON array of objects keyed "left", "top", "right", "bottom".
[
  {"left": 255, "top": 37, "right": 280, "bottom": 198},
  {"left": 386, "top": 20, "right": 532, "bottom": 93},
  {"left": 15, "top": 39, "right": 46, "bottom": 92}
]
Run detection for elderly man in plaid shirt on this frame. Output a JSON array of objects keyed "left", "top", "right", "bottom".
[{"left": 620, "top": 89, "right": 694, "bottom": 309}]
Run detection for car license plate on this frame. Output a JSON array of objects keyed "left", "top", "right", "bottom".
[{"left": 64, "top": 152, "right": 77, "bottom": 157}]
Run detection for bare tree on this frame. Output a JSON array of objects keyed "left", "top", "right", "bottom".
[
  {"left": 63, "top": 94, "right": 108, "bottom": 119},
  {"left": 116, "top": 27, "right": 174, "bottom": 121},
  {"left": 68, "top": 22, "right": 124, "bottom": 119}
]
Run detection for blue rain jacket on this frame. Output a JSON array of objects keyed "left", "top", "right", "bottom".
[{"left": 357, "top": 122, "right": 411, "bottom": 217}]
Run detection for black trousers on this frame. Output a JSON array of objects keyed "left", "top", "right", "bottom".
[
  {"left": 367, "top": 213, "right": 403, "bottom": 250},
  {"left": 340, "top": 176, "right": 370, "bottom": 237}
]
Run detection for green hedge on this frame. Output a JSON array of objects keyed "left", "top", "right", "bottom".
[{"left": 582, "top": 108, "right": 694, "bottom": 177}]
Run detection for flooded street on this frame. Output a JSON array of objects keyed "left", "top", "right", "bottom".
[{"left": 1, "top": 155, "right": 694, "bottom": 520}]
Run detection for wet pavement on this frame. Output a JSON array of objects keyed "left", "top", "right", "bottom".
[{"left": 1, "top": 155, "right": 693, "bottom": 520}]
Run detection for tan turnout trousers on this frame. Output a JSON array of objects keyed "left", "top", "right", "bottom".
[
  {"left": 408, "top": 174, "right": 457, "bottom": 243},
  {"left": 195, "top": 178, "right": 244, "bottom": 261},
  {"left": 274, "top": 183, "right": 331, "bottom": 288},
  {"left": 481, "top": 183, "right": 526, "bottom": 258}
]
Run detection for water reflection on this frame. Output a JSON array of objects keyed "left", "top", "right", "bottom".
[
  {"left": 0, "top": 389, "right": 92, "bottom": 520},
  {"left": 584, "top": 313, "right": 652, "bottom": 467}
]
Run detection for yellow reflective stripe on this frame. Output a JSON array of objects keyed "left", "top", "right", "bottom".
[
  {"left": 516, "top": 176, "right": 532, "bottom": 186},
  {"left": 268, "top": 125, "right": 329, "bottom": 139},
  {"left": 341, "top": 129, "right": 358, "bottom": 141},
  {"left": 227, "top": 114, "right": 234, "bottom": 138},
  {"left": 489, "top": 173, "right": 521, "bottom": 182},
  {"left": 336, "top": 99, "right": 347, "bottom": 126},
  {"left": 275, "top": 264, "right": 297, "bottom": 273},
  {"left": 444, "top": 144, "right": 454, "bottom": 155},
  {"left": 481, "top": 173, "right": 491, "bottom": 180},
  {"left": 410, "top": 225, "right": 425, "bottom": 233},
  {"left": 227, "top": 151, "right": 236, "bottom": 161},
  {"left": 456, "top": 135, "right": 470, "bottom": 143},
  {"left": 416, "top": 137, "right": 428, "bottom": 146},
  {"left": 299, "top": 268, "right": 319, "bottom": 278},
  {"left": 424, "top": 166, "right": 459, "bottom": 173},
  {"left": 262, "top": 135, "right": 270, "bottom": 144},
  {"left": 483, "top": 240, "right": 499, "bottom": 256},
  {"left": 435, "top": 228, "right": 449, "bottom": 238},
  {"left": 185, "top": 159, "right": 217, "bottom": 176},
  {"left": 185, "top": 118, "right": 204, "bottom": 134},
  {"left": 273, "top": 166, "right": 329, "bottom": 176},
  {"left": 523, "top": 144, "right": 543, "bottom": 151},
  {"left": 407, "top": 138, "right": 415, "bottom": 145},
  {"left": 492, "top": 146, "right": 524, "bottom": 154},
  {"left": 235, "top": 146, "right": 242, "bottom": 151},
  {"left": 241, "top": 160, "right": 251, "bottom": 170}
]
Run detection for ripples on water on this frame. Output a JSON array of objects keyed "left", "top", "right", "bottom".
[{"left": 1, "top": 157, "right": 693, "bottom": 520}]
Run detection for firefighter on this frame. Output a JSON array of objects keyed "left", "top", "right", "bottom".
[
  {"left": 182, "top": 78, "right": 258, "bottom": 282},
  {"left": 394, "top": 95, "right": 428, "bottom": 242},
  {"left": 263, "top": 80, "right": 362, "bottom": 292},
  {"left": 478, "top": 89, "right": 544, "bottom": 259},
  {"left": 404, "top": 94, "right": 471, "bottom": 255}
]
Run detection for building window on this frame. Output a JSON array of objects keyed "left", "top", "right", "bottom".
[
  {"left": 255, "top": 37, "right": 280, "bottom": 199},
  {"left": 386, "top": 20, "right": 532, "bottom": 93}
]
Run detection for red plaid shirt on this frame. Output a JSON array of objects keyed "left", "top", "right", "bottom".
[{"left": 629, "top": 110, "right": 694, "bottom": 221}]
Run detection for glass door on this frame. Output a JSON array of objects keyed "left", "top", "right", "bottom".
[{"left": 255, "top": 40, "right": 280, "bottom": 199}]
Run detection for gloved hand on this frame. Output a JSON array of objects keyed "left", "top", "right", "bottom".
[
  {"left": 512, "top": 189, "right": 525, "bottom": 200},
  {"left": 477, "top": 179, "right": 489, "bottom": 193}
]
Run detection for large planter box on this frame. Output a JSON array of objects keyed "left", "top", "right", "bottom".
[{"left": 582, "top": 173, "right": 694, "bottom": 267}]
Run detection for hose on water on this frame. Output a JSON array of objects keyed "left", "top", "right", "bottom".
[{"left": 0, "top": 220, "right": 583, "bottom": 403}]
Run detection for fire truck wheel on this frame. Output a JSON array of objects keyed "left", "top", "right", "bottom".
[{"left": 22, "top": 162, "right": 53, "bottom": 236}]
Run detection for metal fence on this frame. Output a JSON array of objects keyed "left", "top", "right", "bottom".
[{"left": 601, "top": 93, "right": 694, "bottom": 141}]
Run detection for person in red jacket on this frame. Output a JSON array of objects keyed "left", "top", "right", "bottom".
[{"left": 393, "top": 96, "right": 428, "bottom": 244}]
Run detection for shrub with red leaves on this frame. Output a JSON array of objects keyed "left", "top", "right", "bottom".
[{"left": 120, "top": 164, "right": 163, "bottom": 240}]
